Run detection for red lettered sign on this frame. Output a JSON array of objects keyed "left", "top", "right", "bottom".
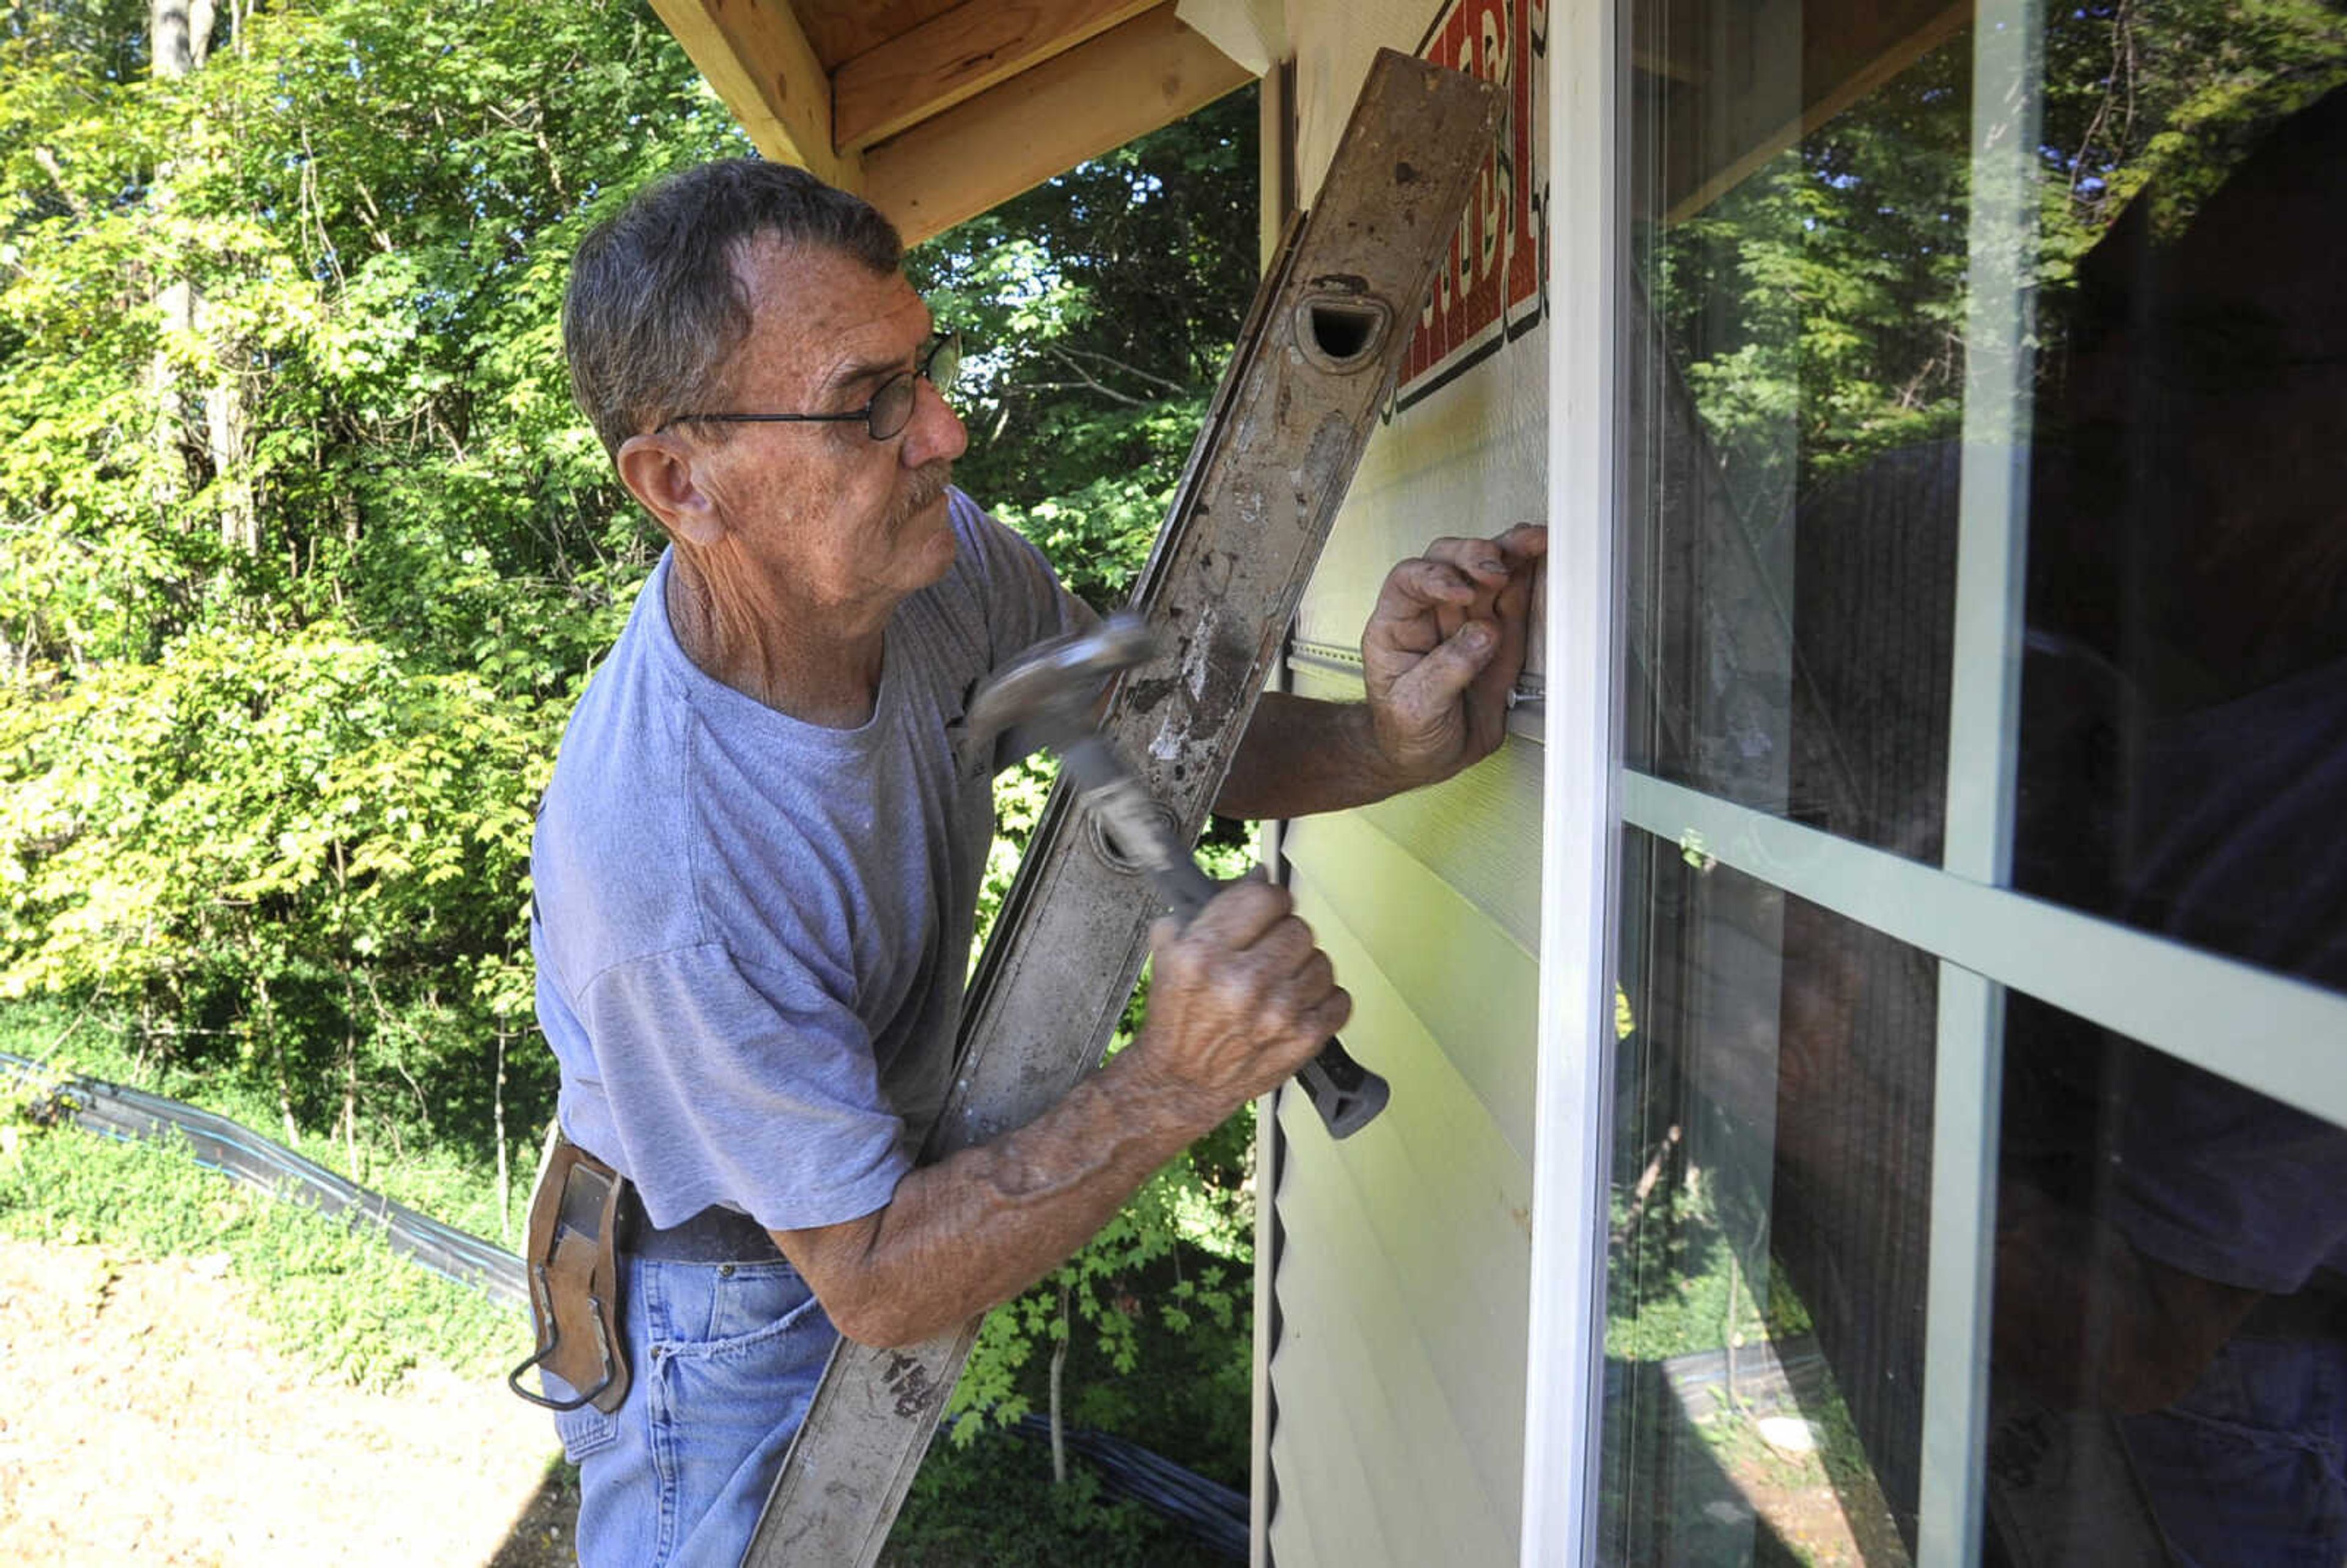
[{"left": 1395, "top": 0, "right": 1547, "bottom": 411}]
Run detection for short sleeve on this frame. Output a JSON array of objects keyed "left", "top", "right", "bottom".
[{"left": 569, "top": 942, "right": 911, "bottom": 1233}]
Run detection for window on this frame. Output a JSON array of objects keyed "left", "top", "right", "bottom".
[{"left": 1595, "top": 0, "right": 2347, "bottom": 1560}]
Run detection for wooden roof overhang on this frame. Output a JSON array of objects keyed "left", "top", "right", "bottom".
[{"left": 650, "top": 0, "right": 1276, "bottom": 245}]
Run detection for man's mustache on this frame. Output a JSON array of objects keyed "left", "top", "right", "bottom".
[{"left": 897, "top": 461, "right": 953, "bottom": 519}]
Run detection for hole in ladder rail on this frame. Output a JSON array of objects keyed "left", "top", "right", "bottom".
[
  {"left": 1087, "top": 801, "right": 1178, "bottom": 879},
  {"left": 1296, "top": 297, "right": 1389, "bottom": 372},
  {"left": 1310, "top": 303, "right": 1379, "bottom": 360}
]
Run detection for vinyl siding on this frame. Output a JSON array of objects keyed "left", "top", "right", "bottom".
[
  {"left": 1262, "top": 6, "right": 1551, "bottom": 1564},
  {"left": 1266, "top": 673, "right": 1543, "bottom": 1568}
]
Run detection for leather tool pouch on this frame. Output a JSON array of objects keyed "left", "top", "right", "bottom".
[{"left": 507, "top": 1130, "right": 631, "bottom": 1413}]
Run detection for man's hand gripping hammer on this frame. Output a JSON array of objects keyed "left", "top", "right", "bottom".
[{"left": 965, "top": 615, "right": 1390, "bottom": 1138}]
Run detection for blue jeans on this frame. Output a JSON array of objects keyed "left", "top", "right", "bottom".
[{"left": 545, "top": 1252, "right": 838, "bottom": 1568}]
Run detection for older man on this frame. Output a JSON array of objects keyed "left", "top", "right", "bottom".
[{"left": 529, "top": 158, "right": 1543, "bottom": 1566}]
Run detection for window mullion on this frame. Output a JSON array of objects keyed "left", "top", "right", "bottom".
[{"left": 1917, "top": 4, "right": 2045, "bottom": 1559}]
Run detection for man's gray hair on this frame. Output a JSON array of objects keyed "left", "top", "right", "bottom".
[{"left": 564, "top": 158, "right": 903, "bottom": 457}]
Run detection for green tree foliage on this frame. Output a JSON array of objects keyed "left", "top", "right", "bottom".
[
  {"left": 1, "top": 0, "right": 1265, "bottom": 1479},
  {"left": 2038, "top": 0, "right": 2347, "bottom": 252},
  {"left": 1647, "top": 39, "right": 1974, "bottom": 521},
  {"left": 910, "top": 92, "right": 1259, "bottom": 610},
  {"left": 1, "top": 0, "right": 744, "bottom": 1172}
]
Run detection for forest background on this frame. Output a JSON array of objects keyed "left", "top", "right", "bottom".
[{"left": 0, "top": 0, "right": 1259, "bottom": 1557}]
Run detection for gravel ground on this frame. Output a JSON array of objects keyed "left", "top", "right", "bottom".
[{"left": 0, "top": 1239, "right": 580, "bottom": 1566}]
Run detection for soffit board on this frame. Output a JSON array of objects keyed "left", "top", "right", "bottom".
[{"left": 658, "top": 0, "right": 1257, "bottom": 243}]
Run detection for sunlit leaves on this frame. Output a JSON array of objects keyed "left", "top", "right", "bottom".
[{"left": 0, "top": 0, "right": 728, "bottom": 1142}]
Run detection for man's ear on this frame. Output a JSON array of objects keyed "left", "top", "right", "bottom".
[{"left": 616, "top": 433, "right": 727, "bottom": 548}]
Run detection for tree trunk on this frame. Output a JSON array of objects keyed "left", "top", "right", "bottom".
[
  {"left": 149, "top": 0, "right": 253, "bottom": 551},
  {"left": 334, "top": 846, "right": 358, "bottom": 1179},
  {"left": 1048, "top": 1281, "right": 1072, "bottom": 1486},
  {"left": 189, "top": 0, "right": 218, "bottom": 68},
  {"left": 208, "top": 362, "right": 255, "bottom": 554},
  {"left": 494, "top": 1027, "right": 512, "bottom": 1245},
  {"left": 255, "top": 970, "right": 298, "bottom": 1148},
  {"left": 149, "top": 0, "right": 193, "bottom": 513},
  {"left": 152, "top": 0, "right": 193, "bottom": 75},
  {"left": 342, "top": 1011, "right": 359, "bottom": 1181}
]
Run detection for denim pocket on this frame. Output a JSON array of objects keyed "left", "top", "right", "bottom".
[
  {"left": 648, "top": 1259, "right": 825, "bottom": 1358},
  {"left": 2120, "top": 1338, "right": 2347, "bottom": 1566},
  {"left": 639, "top": 1260, "right": 839, "bottom": 1564}
]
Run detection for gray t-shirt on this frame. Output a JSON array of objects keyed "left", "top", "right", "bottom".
[{"left": 531, "top": 489, "right": 1075, "bottom": 1232}]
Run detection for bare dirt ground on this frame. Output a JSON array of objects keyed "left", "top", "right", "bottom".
[{"left": 0, "top": 1239, "right": 582, "bottom": 1566}]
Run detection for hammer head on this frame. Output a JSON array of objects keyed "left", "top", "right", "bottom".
[{"left": 964, "top": 613, "right": 1158, "bottom": 750}]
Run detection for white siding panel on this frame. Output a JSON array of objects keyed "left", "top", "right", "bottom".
[
  {"left": 1265, "top": 880, "right": 1533, "bottom": 1567},
  {"left": 1265, "top": 3, "right": 1555, "bottom": 1564},
  {"left": 1292, "top": 378, "right": 1551, "bottom": 667},
  {"left": 1268, "top": 1212, "right": 1517, "bottom": 1568},
  {"left": 1282, "top": 806, "right": 1538, "bottom": 1160},
  {"left": 1288, "top": 660, "right": 1544, "bottom": 952},
  {"left": 1287, "top": 885, "right": 1538, "bottom": 1418}
]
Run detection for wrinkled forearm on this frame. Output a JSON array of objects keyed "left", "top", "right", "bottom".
[
  {"left": 774, "top": 1048, "right": 1222, "bottom": 1348},
  {"left": 1213, "top": 692, "right": 1416, "bottom": 821}
]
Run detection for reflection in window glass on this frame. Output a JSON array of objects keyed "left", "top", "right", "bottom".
[
  {"left": 1986, "top": 994, "right": 2347, "bottom": 1565},
  {"left": 1990, "top": 24, "right": 2347, "bottom": 1556},
  {"left": 2012, "top": 43, "right": 2347, "bottom": 997},
  {"left": 1611, "top": 0, "right": 2345, "bottom": 1556},
  {"left": 1622, "top": 0, "right": 1973, "bottom": 860},
  {"left": 1604, "top": 829, "right": 1930, "bottom": 1564}
]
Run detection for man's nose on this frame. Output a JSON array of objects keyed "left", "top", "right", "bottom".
[{"left": 902, "top": 378, "right": 968, "bottom": 467}]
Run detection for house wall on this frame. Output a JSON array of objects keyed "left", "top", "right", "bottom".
[{"left": 1258, "top": 4, "right": 1551, "bottom": 1563}]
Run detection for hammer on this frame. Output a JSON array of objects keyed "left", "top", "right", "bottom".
[{"left": 967, "top": 614, "right": 1391, "bottom": 1139}]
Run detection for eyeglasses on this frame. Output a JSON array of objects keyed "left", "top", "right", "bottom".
[{"left": 658, "top": 329, "right": 963, "bottom": 442}]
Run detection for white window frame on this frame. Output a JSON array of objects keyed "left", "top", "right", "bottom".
[{"left": 1523, "top": 0, "right": 1625, "bottom": 1558}]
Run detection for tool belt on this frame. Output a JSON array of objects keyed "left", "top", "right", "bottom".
[
  {"left": 507, "top": 1129, "right": 792, "bottom": 1413},
  {"left": 509, "top": 1129, "right": 633, "bottom": 1413}
]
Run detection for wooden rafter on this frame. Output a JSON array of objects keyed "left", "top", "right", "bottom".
[
  {"left": 833, "top": 0, "right": 1164, "bottom": 154},
  {"left": 649, "top": 0, "right": 859, "bottom": 189},
  {"left": 863, "top": 2, "right": 1252, "bottom": 245},
  {"left": 793, "top": 0, "right": 962, "bottom": 70}
]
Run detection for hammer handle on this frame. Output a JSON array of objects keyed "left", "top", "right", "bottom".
[{"left": 1073, "top": 747, "right": 1390, "bottom": 1140}]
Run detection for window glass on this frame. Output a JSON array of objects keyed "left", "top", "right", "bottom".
[
  {"left": 1622, "top": 0, "right": 1974, "bottom": 860},
  {"left": 1986, "top": 991, "right": 2347, "bottom": 1564},
  {"left": 1612, "top": 0, "right": 2345, "bottom": 1555},
  {"left": 1604, "top": 828, "right": 1930, "bottom": 1563},
  {"left": 2010, "top": 32, "right": 2347, "bottom": 995}
]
